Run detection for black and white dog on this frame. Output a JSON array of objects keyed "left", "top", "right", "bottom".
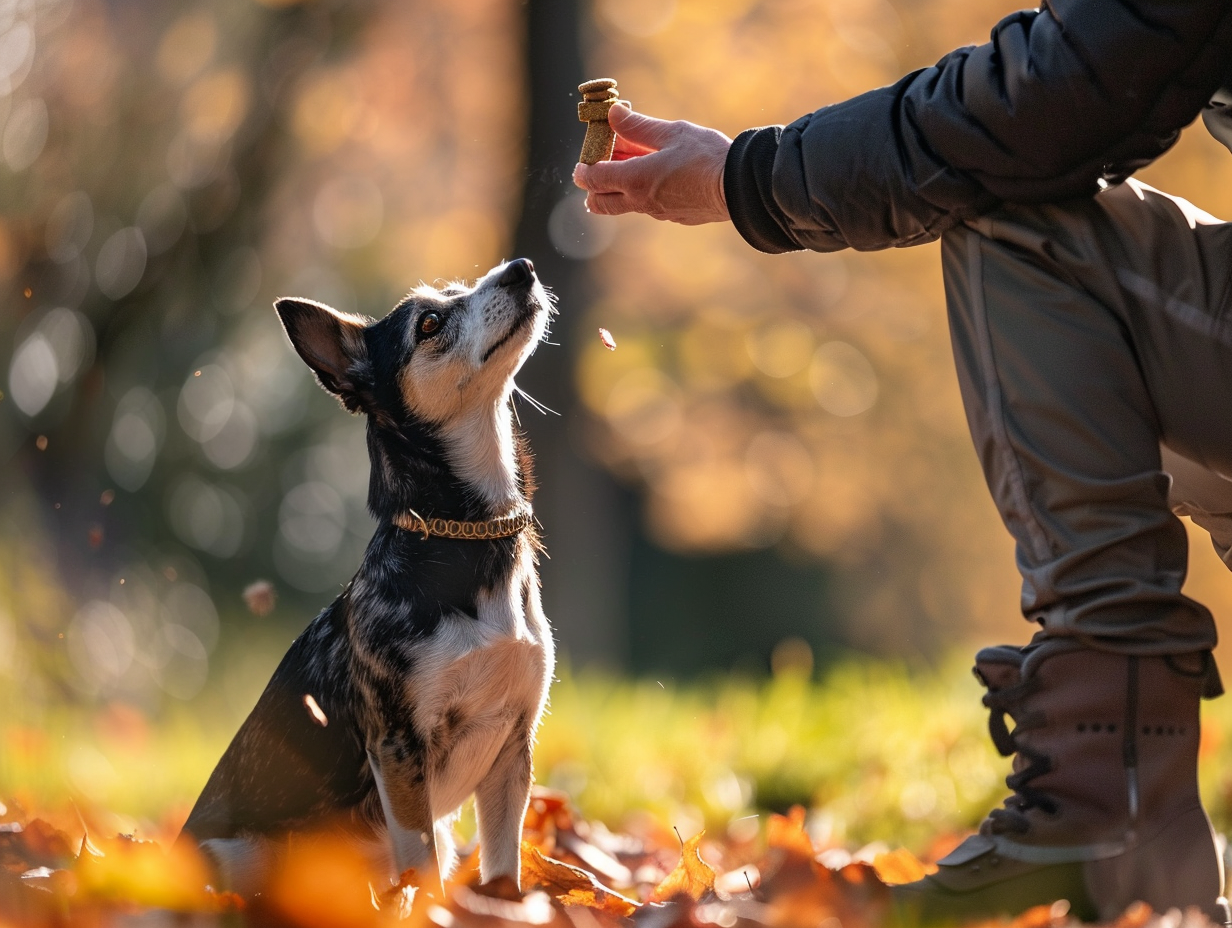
[{"left": 176, "top": 258, "right": 555, "bottom": 895}]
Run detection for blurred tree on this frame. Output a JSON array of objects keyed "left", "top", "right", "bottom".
[
  {"left": 3, "top": 0, "right": 1231, "bottom": 730},
  {"left": 0, "top": 0, "right": 532, "bottom": 711}
]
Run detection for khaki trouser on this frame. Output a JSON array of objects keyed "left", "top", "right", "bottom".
[{"left": 942, "top": 179, "right": 1232, "bottom": 655}]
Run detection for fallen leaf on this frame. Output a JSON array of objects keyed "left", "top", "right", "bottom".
[
  {"left": 520, "top": 842, "right": 638, "bottom": 917},
  {"left": 765, "top": 806, "right": 814, "bottom": 859},
  {"left": 268, "top": 833, "right": 383, "bottom": 928},
  {"left": 452, "top": 885, "right": 560, "bottom": 925},
  {"left": 1110, "top": 901, "right": 1154, "bottom": 928},
  {"left": 871, "top": 847, "right": 934, "bottom": 885},
  {"left": 75, "top": 833, "right": 212, "bottom": 911},
  {"left": 649, "top": 832, "right": 715, "bottom": 903}
]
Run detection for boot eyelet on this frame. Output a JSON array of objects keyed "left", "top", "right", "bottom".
[
  {"left": 1090, "top": 723, "right": 1101, "bottom": 732},
  {"left": 1077, "top": 723, "right": 1087, "bottom": 732},
  {"left": 1107, "top": 723, "right": 1115, "bottom": 733}
]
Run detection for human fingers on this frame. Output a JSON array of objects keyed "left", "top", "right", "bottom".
[
  {"left": 612, "top": 132, "right": 657, "bottom": 160},
  {"left": 575, "top": 153, "right": 658, "bottom": 196},
  {"left": 584, "top": 191, "right": 633, "bottom": 216},
  {"left": 606, "top": 105, "right": 682, "bottom": 153}
]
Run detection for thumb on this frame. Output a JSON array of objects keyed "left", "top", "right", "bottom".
[{"left": 608, "top": 105, "right": 678, "bottom": 151}]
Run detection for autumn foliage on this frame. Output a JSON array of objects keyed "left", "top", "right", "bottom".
[{"left": 1, "top": 790, "right": 1223, "bottom": 928}]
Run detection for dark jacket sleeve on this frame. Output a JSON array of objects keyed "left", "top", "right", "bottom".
[{"left": 725, "top": 0, "right": 1232, "bottom": 254}]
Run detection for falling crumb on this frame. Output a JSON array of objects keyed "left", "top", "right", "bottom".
[
  {"left": 243, "top": 579, "right": 277, "bottom": 617},
  {"left": 87, "top": 525, "right": 104, "bottom": 549},
  {"left": 53, "top": 502, "right": 60, "bottom": 510},
  {"left": 100, "top": 489, "right": 115, "bottom": 506},
  {"left": 35, "top": 435, "right": 48, "bottom": 451},
  {"left": 303, "top": 693, "right": 328, "bottom": 727},
  {"left": 599, "top": 327, "right": 617, "bottom": 350},
  {"left": 23, "top": 288, "right": 31, "bottom": 298},
  {"left": 119, "top": 578, "right": 125, "bottom": 585},
  {"left": 194, "top": 370, "right": 202, "bottom": 377},
  {"left": 163, "top": 566, "right": 178, "bottom": 582}
]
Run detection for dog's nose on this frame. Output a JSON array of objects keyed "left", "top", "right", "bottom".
[{"left": 497, "top": 258, "right": 535, "bottom": 288}]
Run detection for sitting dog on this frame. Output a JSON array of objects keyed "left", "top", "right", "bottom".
[{"left": 176, "top": 258, "right": 556, "bottom": 896}]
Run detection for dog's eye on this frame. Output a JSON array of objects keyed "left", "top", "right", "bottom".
[{"left": 417, "top": 311, "right": 443, "bottom": 338}]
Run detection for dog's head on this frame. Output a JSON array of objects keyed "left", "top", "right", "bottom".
[
  {"left": 274, "top": 258, "right": 553, "bottom": 514},
  {"left": 275, "top": 258, "right": 551, "bottom": 424}
]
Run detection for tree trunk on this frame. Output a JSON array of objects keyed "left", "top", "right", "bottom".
[{"left": 510, "top": 0, "right": 630, "bottom": 668}]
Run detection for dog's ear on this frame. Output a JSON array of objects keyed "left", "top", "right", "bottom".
[{"left": 275, "top": 298, "right": 372, "bottom": 413}]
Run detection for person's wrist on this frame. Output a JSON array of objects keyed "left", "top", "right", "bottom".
[{"left": 714, "top": 151, "right": 730, "bottom": 221}]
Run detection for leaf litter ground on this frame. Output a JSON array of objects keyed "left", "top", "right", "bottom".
[{"left": 0, "top": 790, "right": 1221, "bottom": 928}]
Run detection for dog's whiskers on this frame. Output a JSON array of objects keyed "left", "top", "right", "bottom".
[{"left": 513, "top": 385, "right": 558, "bottom": 417}]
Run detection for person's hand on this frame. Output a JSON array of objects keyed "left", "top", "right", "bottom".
[{"left": 572, "top": 105, "right": 732, "bottom": 225}]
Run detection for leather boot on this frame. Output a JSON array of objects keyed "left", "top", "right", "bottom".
[{"left": 893, "top": 638, "right": 1229, "bottom": 924}]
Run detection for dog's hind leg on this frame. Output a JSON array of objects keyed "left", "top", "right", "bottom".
[
  {"left": 367, "top": 749, "right": 436, "bottom": 885},
  {"left": 473, "top": 723, "right": 534, "bottom": 887}
]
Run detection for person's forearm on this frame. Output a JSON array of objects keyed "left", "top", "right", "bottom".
[{"left": 724, "top": 1, "right": 1232, "bottom": 255}]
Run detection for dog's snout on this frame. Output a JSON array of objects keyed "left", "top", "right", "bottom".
[{"left": 497, "top": 258, "right": 535, "bottom": 288}]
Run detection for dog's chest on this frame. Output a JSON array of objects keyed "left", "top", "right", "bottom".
[{"left": 403, "top": 545, "right": 552, "bottom": 740}]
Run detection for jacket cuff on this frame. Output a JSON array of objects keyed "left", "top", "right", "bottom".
[{"left": 724, "top": 126, "right": 801, "bottom": 254}]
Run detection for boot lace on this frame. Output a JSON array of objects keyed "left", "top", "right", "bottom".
[{"left": 981, "top": 678, "right": 1057, "bottom": 834}]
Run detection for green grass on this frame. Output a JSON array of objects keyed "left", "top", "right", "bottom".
[{"left": 6, "top": 651, "right": 1232, "bottom": 855}]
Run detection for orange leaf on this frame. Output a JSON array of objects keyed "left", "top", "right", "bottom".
[
  {"left": 268, "top": 834, "right": 383, "bottom": 928},
  {"left": 74, "top": 834, "right": 212, "bottom": 911},
  {"left": 766, "top": 806, "right": 814, "bottom": 859},
  {"left": 649, "top": 831, "right": 716, "bottom": 903},
  {"left": 871, "top": 848, "right": 934, "bottom": 886},
  {"left": 1111, "top": 901, "right": 1154, "bottom": 928},
  {"left": 520, "top": 842, "right": 638, "bottom": 917}
]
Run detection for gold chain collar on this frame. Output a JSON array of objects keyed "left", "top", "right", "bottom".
[{"left": 391, "top": 504, "right": 533, "bottom": 541}]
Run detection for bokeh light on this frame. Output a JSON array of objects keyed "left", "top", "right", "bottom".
[{"left": 2, "top": 0, "right": 1232, "bottom": 864}]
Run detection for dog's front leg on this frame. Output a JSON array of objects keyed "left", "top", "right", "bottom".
[
  {"left": 473, "top": 724, "right": 534, "bottom": 887},
  {"left": 367, "top": 745, "right": 435, "bottom": 884}
]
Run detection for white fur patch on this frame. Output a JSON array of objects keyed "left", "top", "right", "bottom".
[
  {"left": 399, "top": 263, "right": 552, "bottom": 509},
  {"left": 407, "top": 539, "right": 554, "bottom": 883}
]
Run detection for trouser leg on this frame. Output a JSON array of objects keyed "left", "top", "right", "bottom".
[
  {"left": 941, "top": 179, "right": 1232, "bottom": 654},
  {"left": 895, "top": 185, "right": 1232, "bottom": 924}
]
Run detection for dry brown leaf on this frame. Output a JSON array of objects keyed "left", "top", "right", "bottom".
[
  {"left": 649, "top": 831, "right": 716, "bottom": 903},
  {"left": 520, "top": 842, "right": 638, "bottom": 917},
  {"left": 871, "top": 847, "right": 935, "bottom": 885}
]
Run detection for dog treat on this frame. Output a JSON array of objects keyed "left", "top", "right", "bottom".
[
  {"left": 578, "top": 78, "right": 623, "bottom": 165},
  {"left": 599, "top": 327, "right": 617, "bottom": 350}
]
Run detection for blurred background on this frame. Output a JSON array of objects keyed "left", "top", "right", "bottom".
[{"left": 3, "top": 0, "right": 1232, "bottom": 848}]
